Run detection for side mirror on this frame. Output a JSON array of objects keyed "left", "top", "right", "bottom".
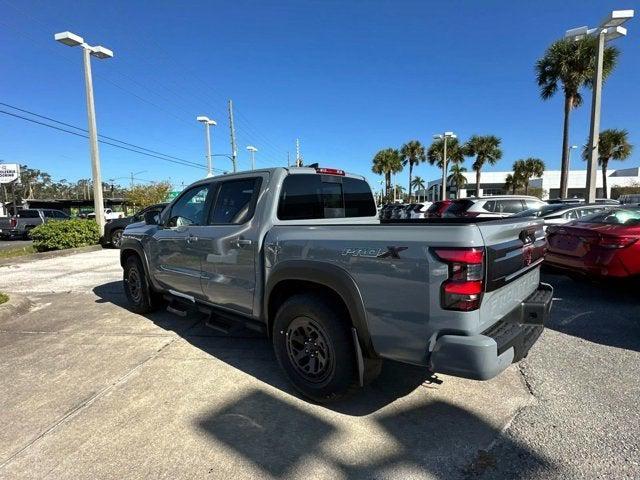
[{"left": 144, "top": 210, "right": 159, "bottom": 225}]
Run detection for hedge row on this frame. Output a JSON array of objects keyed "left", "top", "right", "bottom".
[{"left": 29, "top": 219, "right": 100, "bottom": 252}]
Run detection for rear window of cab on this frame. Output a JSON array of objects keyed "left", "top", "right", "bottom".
[{"left": 277, "top": 174, "right": 376, "bottom": 220}]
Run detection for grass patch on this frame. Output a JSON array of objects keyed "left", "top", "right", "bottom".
[
  {"left": 0, "top": 292, "right": 8, "bottom": 304},
  {"left": 0, "top": 245, "right": 37, "bottom": 260}
]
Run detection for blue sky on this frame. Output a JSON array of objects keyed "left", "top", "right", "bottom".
[{"left": 0, "top": 0, "right": 638, "bottom": 192}]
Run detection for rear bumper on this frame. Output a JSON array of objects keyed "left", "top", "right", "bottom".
[
  {"left": 429, "top": 282, "right": 553, "bottom": 380},
  {"left": 545, "top": 252, "right": 631, "bottom": 278}
]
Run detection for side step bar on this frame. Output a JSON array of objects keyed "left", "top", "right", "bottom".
[{"left": 163, "top": 293, "right": 266, "bottom": 335}]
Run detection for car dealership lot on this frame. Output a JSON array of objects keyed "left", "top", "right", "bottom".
[{"left": 0, "top": 250, "right": 638, "bottom": 479}]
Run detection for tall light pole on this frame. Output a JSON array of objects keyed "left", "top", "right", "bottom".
[
  {"left": 55, "top": 31, "right": 113, "bottom": 235},
  {"left": 565, "top": 10, "right": 634, "bottom": 202},
  {"left": 247, "top": 145, "right": 258, "bottom": 170},
  {"left": 433, "top": 131, "right": 456, "bottom": 201},
  {"left": 197, "top": 116, "right": 217, "bottom": 177}
]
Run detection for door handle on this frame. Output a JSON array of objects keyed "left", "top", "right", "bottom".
[
  {"left": 186, "top": 234, "right": 199, "bottom": 244},
  {"left": 234, "top": 237, "right": 252, "bottom": 248}
]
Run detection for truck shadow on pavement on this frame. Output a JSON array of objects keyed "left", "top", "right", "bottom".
[
  {"left": 93, "top": 280, "right": 555, "bottom": 478},
  {"left": 543, "top": 273, "right": 640, "bottom": 352},
  {"left": 194, "top": 389, "right": 554, "bottom": 480}
]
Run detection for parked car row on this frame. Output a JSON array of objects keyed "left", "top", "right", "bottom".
[
  {"left": 379, "top": 202, "right": 432, "bottom": 220},
  {"left": 0, "top": 208, "right": 70, "bottom": 239}
]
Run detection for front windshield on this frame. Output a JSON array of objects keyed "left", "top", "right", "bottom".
[{"left": 578, "top": 208, "right": 640, "bottom": 225}]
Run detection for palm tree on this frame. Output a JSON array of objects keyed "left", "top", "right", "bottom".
[
  {"left": 400, "top": 141, "right": 426, "bottom": 201},
  {"left": 513, "top": 158, "right": 545, "bottom": 195},
  {"left": 372, "top": 148, "right": 402, "bottom": 199},
  {"left": 463, "top": 135, "right": 502, "bottom": 196},
  {"left": 536, "top": 37, "right": 619, "bottom": 198},
  {"left": 581, "top": 129, "right": 633, "bottom": 198},
  {"left": 427, "top": 137, "right": 464, "bottom": 199},
  {"left": 447, "top": 165, "right": 468, "bottom": 198},
  {"left": 411, "top": 176, "right": 426, "bottom": 201}
]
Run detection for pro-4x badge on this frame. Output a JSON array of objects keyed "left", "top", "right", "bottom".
[{"left": 377, "top": 246, "right": 408, "bottom": 259}]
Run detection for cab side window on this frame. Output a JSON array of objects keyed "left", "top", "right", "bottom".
[
  {"left": 209, "top": 178, "right": 260, "bottom": 225},
  {"left": 167, "top": 185, "right": 211, "bottom": 227}
]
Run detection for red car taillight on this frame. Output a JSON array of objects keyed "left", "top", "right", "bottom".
[
  {"left": 598, "top": 235, "right": 638, "bottom": 249},
  {"left": 434, "top": 247, "right": 484, "bottom": 311},
  {"left": 9, "top": 217, "right": 17, "bottom": 228}
]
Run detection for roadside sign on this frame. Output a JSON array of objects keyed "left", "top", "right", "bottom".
[
  {"left": 166, "top": 190, "right": 181, "bottom": 201},
  {"left": 0, "top": 164, "right": 20, "bottom": 184}
]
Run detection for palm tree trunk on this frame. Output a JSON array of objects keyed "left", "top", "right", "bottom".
[
  {"left": 559, "top": 95, "right": 573, "bottom": 198},
  {"left": 475, "top": 168, "right": 481, "bottom": 197},
  {"left": 385, "top": 172, "right": 391, "bottom": 199},
  {"left": 408, "top": 163, "right": 413, "bottom": 201},
  {"left": 602, "top": 161, "right": 608, "bottom": 199}
]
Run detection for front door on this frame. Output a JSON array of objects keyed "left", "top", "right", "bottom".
[
  {"left": 150, "top": 183, "right": 212, "bottom": 300},
  {"left": 198, "top": 175, "right": 265, "bottom": 315}
]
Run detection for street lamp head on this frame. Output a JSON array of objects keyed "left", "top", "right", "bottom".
[
  {"left": 444, "top": 131, "right": 455, "bottom": 137},
  {"left": 433, "top": 134, "right": 443, "bottom": 140},
  {"left": 565, "top": 26, "right": 589, "bottom": 40},
  {"left": 600, "top": 9, "right": 634, "bottom": 29},
  {"left": 196, "top": 115, "right": 211, "bottom": 123},
  {"left": 570, "top": 145, "right": 578, "bottom": 149},
  {"left": 603, "top": 25, "right": 627, "bottom": 41},
  {"left": 90, "top": 46, "right": 114, "bottom": 59},
  {"left": 54, "top": 31, "right": 84, "bottom": 47},
  {"left": 207, "top": 120, "right": 217, "bottom": 126},
  {"left": 246, "top": 146, "right": 258, "bottom": 152}
]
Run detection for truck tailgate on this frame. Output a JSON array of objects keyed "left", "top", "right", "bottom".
[
  {"left": 476, "top": 218, "right": 546, "bottom": 332},
  {"left": 477, "top": 218, "right": 546, "bottom": 292}
]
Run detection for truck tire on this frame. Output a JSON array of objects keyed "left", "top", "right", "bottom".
[
  {"left": 123, "top": 255, "right": 161, "bottom": 313},
  {"left": 272, "top": 293, "right": 358, "bottom": 403}
]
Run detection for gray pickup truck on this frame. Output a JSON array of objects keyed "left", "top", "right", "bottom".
[
  {"left": 120, "top": 166, "right": 552, "bottom": 402},
  {"left": 0, "top": 208, "right": 70, "bottom": 239}
]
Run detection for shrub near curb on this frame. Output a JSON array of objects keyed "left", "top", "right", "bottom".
[{"left": 30, "top": 219, "right": 100, "bottom": 252}]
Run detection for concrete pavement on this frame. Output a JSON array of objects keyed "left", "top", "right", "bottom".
[{"left": 0, "top": 250, "right": 638, "bottom": 478}]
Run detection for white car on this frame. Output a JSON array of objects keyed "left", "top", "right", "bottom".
[
  {"left": 512, "top": 203, "right": 611, "bottom": 231},
  {"left": 443, "top": 196, "right": 546, "bottom": 218},
  {"left": 87, "top": 208, "right": 125, "bottom": 221}
]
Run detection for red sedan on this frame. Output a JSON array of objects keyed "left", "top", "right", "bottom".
[{"left": 545, "top": 208, "right": 640, "bottom": 278}]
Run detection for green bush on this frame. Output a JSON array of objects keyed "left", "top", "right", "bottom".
[{"left": 30, "top": 219, "right": 100, "bottom": 252}]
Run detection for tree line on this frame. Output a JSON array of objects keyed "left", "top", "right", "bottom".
[{"left": 1, "top": 165, "right": 171, "bottom": 210}]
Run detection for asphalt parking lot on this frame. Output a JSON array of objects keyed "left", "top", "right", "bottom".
[{"left": 0, "top": 250, "right": 638, "bottom": 479}]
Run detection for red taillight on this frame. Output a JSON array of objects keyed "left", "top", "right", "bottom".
[
  {"left": 9, "top": 217, "right": 17, "bottom": 228},
  {"left": 598, "top": 235, "right": 638, "bottom": 249},
  {"left": 434, "top": 248, "right": 485, "bottom": 311},
  {"left": 315, "top": 167, "right": 345, "bottom": 176}
]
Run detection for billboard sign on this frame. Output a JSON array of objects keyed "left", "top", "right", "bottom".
[{"left": 0, "top": 164, "right": 20, "bottom": 184}]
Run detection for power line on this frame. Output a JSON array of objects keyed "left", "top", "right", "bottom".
[
  {"left": 0, "top": 109, "right": 226, "bottom": 172},
  {"left": 0, "top": 102, "right": 212, "bottom": 168}
]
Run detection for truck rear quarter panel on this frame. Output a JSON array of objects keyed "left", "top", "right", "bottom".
[{"left": 265, "top": 224, "right": 488, "bottom": 365}]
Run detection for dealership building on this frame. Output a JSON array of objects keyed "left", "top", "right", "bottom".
[{"left": 419, "top": 167, "right": 640, "bottom": 201}]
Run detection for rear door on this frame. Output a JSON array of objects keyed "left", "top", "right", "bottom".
[{"left": 198, "top": 174, "right": 265, "bottom": 315}]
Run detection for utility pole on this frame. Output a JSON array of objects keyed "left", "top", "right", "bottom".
[
  {"left": 228, "top": 100, "right": 238, "bottom": 173},
  {"left": 287, "top": 151, "right": 291, "bottom": 167},
  {"left": 295, "top": 138, "right": 302, "bottom": 167}
]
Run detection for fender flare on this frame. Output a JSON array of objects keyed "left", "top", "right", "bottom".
[
  {"left": 264, "top": 260, "right": 376, "bottom": 358},
  {"left": 119, "top": 238, "right": 159, "bottom": 291}
]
